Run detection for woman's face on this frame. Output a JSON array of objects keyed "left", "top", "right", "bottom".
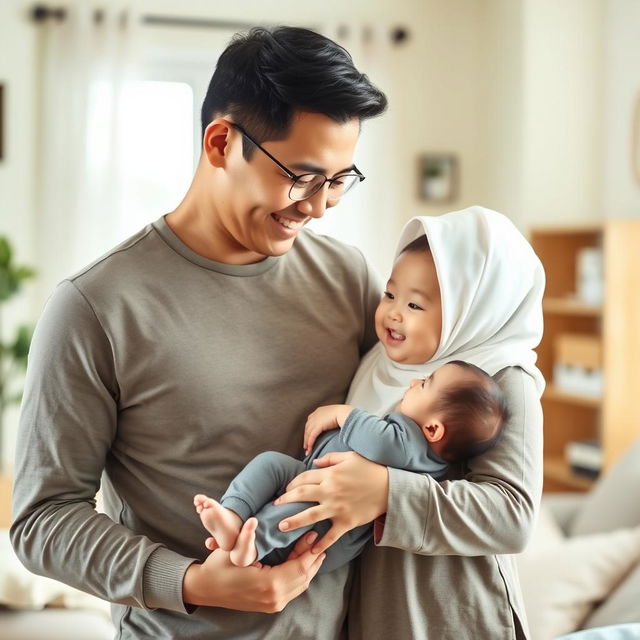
[{"left": 375, "top": 249, "right": 442, "bottom": 364}]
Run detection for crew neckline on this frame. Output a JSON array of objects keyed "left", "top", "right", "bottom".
[{"left": 152, "top": 215, "right": 281, "bottom": 277}]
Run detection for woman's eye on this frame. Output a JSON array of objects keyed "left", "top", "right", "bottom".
[{"left": 408, "top": 302, "right": 423, "bottom": 310}]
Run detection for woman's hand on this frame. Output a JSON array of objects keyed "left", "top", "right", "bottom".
[{"left": 274, "top": 451, "right": 389, "bottom": 554}]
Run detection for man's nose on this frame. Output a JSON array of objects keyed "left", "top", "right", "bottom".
[{"left": 295, "top": 185, "right": 331, "bottom": 219}]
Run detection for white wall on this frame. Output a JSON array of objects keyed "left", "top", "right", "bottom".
[
  {"left": 478, "top": 0, "right": 606, "bottom": 231},
  {"left": 602, "top": 0, "right": 640, "bottom": 217},
  {"left": 480, "top": 0, "right": 526, "bottom": 225},
  {"left": 520, "top": 0, "right": 605, "bottom": 227}
]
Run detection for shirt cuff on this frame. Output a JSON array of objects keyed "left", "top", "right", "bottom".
[
  {"left": 142, "top": 546, "right": 198, "bottom": 613},
  {"left": 375, "top": 466, "right": 433, "bottom": 552}
]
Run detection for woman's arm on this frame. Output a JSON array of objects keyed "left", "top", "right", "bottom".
[{"left": 276, "top": 367, "right": 542, "bottom": 556}]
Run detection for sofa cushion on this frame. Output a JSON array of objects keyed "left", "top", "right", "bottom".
[
  {"left": 570, "top": 440, "right": 640, "bottom": 537},
  {"left": 517, "top": 509, "right": 640, "bottom": 640},
  {"left": 582, "top": 562, "right": 640, "bottom": 630}
]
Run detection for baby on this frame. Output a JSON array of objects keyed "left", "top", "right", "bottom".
[{"left": 194, "top": 359, "right": 508, "bottom": 573}]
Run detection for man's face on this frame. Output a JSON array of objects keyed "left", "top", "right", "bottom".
[{"left": 217, "top": 111, "right": 361, "bottom": 264}]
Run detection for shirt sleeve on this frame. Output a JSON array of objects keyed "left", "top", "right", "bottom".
[
  {"left": 341, "top": 409, "right": 414, "bottom": 468},
  {"left": 375, "top": 367, "right": 543, "bottom": 556},
  {"left": 10, "top": 280, "right": 196, "bottom": 613}
]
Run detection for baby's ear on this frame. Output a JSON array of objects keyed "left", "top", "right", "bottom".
[{"left": 423, "top": 420, "right": 445, "bottom": 443}]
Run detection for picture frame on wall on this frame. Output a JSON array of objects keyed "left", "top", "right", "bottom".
[{"left": 418, "top": 153, "right": 458, "bottom": 202}]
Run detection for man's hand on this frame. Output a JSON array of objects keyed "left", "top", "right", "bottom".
[
  {"left": 182, "top": 531, "right": 325, "bottom": 612},
  {"left": 274, "top": 451, "right": 389, "bottom": 554},
  {"left": 304, "top": 405, "right": 353, "bottom": 455}
]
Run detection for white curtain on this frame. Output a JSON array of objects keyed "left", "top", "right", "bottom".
[
  {"left": 35, "top": 3, "right": 141, "bottom": 303},
  {"left": 309, "top": 23, "right": 397, "bottom": 279}
]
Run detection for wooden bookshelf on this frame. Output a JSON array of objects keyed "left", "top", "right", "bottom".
[
  {"left": 543, "top": 456, "right": 596, "bottom": 492},
  {"left": 531, "top": 221, "right": 640, "bottom": 492}
]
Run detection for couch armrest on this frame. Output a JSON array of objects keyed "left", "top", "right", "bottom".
[{"left": 541, "top": 493, "right": 587, "bottom": 535}]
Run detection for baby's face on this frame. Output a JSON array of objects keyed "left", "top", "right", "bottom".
[
  {"left": 398, "top": 363, "right": 461, "bottom": 428},
  {"left": 375, "top": 249, "right": 442, "bottom": 364}
]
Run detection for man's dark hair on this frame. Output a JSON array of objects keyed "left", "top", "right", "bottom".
[
  {"left": 436, "top": 361, "right": 509, "bottom": 463},
  {"left": 200, "top": 26, "right": 388, "bottom": 157},
  {"left": 401, "top": 235, "right": 430, "bottom": 254}
]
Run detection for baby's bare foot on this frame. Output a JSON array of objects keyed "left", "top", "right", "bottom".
[
  {"left": 230, "top": 517, "right": 259, "bottom": 567},
  {"left": 193, "top": 494, "right": 242, "bottom": 551}
]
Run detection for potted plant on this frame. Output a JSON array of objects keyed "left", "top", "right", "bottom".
[{"left": 0, "top": 236, "right": 36, "bottom": 473}]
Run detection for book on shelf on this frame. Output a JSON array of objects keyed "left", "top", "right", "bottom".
[{"left": 565, "top": 439, "right": 602, "bottom": 478}]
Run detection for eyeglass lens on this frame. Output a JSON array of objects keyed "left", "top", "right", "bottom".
[{"left": 290, "top": 174, "right": 360, "bottom": 201}]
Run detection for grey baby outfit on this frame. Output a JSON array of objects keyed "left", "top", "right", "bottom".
[{"left": 219, "top": 408, "right": 448, "bottom": 573}]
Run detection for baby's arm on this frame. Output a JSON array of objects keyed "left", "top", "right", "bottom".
[{"left": 304, "top": 405, "right": 353, "bottom": 455}]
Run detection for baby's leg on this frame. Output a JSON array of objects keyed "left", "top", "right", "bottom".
[
  {"left": 221, "top": 451, "right": 314, "bottom": 565},
  {"left": 193, "top": 494, "right": 243, "bottom": 552}
]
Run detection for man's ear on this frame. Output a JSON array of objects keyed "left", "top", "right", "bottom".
[
  {"left": 202, "top": 119, "right": 234, "bottom": 168},
  {"left": 422, "top": 420, "right": 445, "bottom": 443}
]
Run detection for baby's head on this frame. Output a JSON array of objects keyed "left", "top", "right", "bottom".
[
  {"left": 398, "top": 361, "right": 509, "bottom": 463},
  {"left": 376, "top": 235, "right": 442, "bottom": 364}
]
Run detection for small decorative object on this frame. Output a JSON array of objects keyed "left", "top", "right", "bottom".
[
  {"left": 418, "top": 154, "right": 458, "bottom": 202},
  {"left": 565, "top": 439, "right": 602, "bottom": 478},
  {"left": 576, "top": 247, "right": 603, "bottom": 306},
  {"left": 553, "top": 333, "right": 603, "bottom": 398},
  {"left": 0, "top": 237, "right": 36, "bottom": 472}
]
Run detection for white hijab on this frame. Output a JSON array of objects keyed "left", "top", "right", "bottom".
[{"left": 347, "top": 206, "right": 545, "bottom": 416}]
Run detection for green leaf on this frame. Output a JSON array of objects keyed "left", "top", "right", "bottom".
[
  {"left": 14, "top": 266, "right": 37, "bottom": 283},
  {"left": 11, "top": 324, "right": 33, "bottom": 363},
  {"left": 0, "top": 237, "right": 11, "bottom": 268}
]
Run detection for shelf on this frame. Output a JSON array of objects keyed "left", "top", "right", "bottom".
[
  {"left": 543, "top": 456, "right": 596, "bottom": 491},
  {"left": 543, "top": 297, "right": 602, "bottom": 316},
  {"left": 543, "top": 384, "right": 602, "bottom": 408}
]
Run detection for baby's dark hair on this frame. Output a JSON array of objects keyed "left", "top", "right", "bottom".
[{"left": 436, "top": 361, "right": 509, "bottom": 463}]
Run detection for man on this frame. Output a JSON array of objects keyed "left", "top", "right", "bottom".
[{"left": 11, "top": 26, "right": 387, "bottom": 639}]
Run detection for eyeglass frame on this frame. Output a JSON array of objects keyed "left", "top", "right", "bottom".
[{"left": 230, "top": 122, "right": 365, "bottom": 202}]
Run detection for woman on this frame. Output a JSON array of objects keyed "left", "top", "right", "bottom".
[{"left": 278, "top": 206, "right": 545, "bottom": 639}]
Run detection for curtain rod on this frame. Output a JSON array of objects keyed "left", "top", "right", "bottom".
[
  {"left": 31, "top": 5, "right": 258, "bottom": 30},
  {"left": 30, "top": 5, "right": 410, "bottom": 43}
]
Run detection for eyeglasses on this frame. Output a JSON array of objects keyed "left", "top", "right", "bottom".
[{"left": 230, "top": 123, "right": 365, "bottom": 202}]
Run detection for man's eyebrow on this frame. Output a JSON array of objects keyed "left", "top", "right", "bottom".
[{"left": 290, "top": 162, "right": 356, "bottom": 176}]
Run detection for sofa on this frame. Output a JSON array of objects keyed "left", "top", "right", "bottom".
[{"left": 516, "top": 439, "right": 640, "bottom": 640}]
